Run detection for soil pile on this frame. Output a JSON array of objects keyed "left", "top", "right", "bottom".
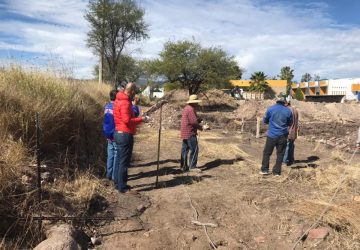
[{"left": 143, "top": 91, "right": 359, "bottom": 150}]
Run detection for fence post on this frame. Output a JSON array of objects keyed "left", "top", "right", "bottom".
[
  {"left": 241, "top": 117, "right": 244, "bottom": 133},
  {"left": 256, "top": 117, "right": 261, "bottom": 138}
]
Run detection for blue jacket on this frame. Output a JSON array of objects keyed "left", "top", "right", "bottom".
[
  {"left": 132, "top": 105, "right": 140, "bottom": 117},
  {"left": 103, "top": 101, "right": 115, "bottom": 140},
  {"left": 264, "top": 103, "right": 293, "bottom": 138}
]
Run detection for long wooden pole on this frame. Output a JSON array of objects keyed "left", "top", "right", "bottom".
[{"left": 155, "top": 104, "right": 163, "bottom": 187}]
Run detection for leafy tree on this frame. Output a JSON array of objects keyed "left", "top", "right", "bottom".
[
  {"left": 301, "top": 73, "right": 312, "bottom": 82},
  {"left": 85, "top": 0, "right": 149, "bottom": 83},
  {"left": 249, "top": 71, "right": 268, "bottom": 93},
  {"left": 144, "top": 40, "right": 243, "bottom": 94},
  {"left": 279, "top": 66, "right": 294, "bottom": 95},
  {"left": 94, "top": 55, "right": 143, "bottom": 82},
  {"left": 294, "top": 88, "right": 304, "bottom": 101},
  {"left": 313, "top": 74, "right": 321, "bottom": 81}
]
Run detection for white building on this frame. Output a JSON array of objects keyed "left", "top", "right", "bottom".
[
  {"left": 292, "top": 78, "right": 360, "bottom": 101},
  {"left": 142, "top": 86, "right": 164, "bottom": 99}
]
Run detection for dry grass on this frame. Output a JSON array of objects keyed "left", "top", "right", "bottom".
[
  {"left": 294, "top": 161, "right": 360, "bottom": 247},
  {"left": 0, "top": 67, "right": 111, "bottom": 247},
  {"left": 295, "top": 199, "right": 360, "bottom": 233},
  {"left": 331, "top": 150, "right": 347, "bottom": 162},
  {"left": 47, "top": 171, "right": 106, "bottom": 213}
]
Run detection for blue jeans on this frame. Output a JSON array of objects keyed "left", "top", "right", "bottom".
[
  {"left": 283, "top": 139, "right": 295, "bottom": 165},
  {"left": 114, "top": 132, "right": 134, "bottom": 192},
  {"left": 181, "top": 136, "right": 198, "bottom": 170},
  {"left": 106, "top": 141, "right": 117, "bottom": 180}
]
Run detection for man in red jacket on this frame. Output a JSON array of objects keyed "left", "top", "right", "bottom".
[{"left": 113, "top": 82, "right": 148, "bottom": 194}]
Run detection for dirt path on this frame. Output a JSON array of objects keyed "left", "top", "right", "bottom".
[{"left": 97, "top": 128, "right": 359, "bottom": 250}]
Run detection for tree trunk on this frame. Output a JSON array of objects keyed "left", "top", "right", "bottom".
[{"left": 98, "top": 53, "right": 103, "bottom": 84}]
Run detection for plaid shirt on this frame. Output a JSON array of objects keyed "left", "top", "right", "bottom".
[{"left": 181, "top": 105, "right": 201, "bottom": 139}]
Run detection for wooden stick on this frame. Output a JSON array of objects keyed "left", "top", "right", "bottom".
[
  {"left": 241, "top": 117, "right": 244, "bottom": 133},
  {"left": 256, "top": 117, "right": 261, "bottom": 138},
  {"left": 155, "top": 104, "right": 163, "bottom": 187}
]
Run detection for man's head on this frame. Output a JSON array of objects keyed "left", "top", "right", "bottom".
[
  {"left": 110, "top": 89, "right": 117, "bottom": 101},
  {"left": 186, "top": 94, "right": 202, "bottom": 108},
  {"left": 276, "top": 93, "right": 287, "bottom": 104},
  {"left": 125, "top": 82, "right": 137, "bottom": 100},
  {"left": 132, "top": 96, "right": 139, "bottom": 105},
  {"left": 285, "top": 96, "right": 292, "bottom": 106}
]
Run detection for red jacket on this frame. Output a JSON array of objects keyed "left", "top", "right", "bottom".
[{"left": 113, "top": 92, "right": 143, "bottom": 134}]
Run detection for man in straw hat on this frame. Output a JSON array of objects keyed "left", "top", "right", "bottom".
[
  {"left": 180, "top": 94, "right": 203, "bottom": 172},
  {"left": 260, "top": 93, "right": 292, "bottom": 176}
]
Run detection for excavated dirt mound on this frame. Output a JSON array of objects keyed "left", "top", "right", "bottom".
[{"left": 143, "top": 90, "right": 359, "bottom": 150}]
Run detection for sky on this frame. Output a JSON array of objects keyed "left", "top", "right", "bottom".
[{"left": 0, "top": 0, "right": 360, "bottom": 81}]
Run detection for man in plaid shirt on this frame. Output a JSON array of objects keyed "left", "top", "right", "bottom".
[{"left": 180, "top": 95, "right": 203, "bottom": 171}]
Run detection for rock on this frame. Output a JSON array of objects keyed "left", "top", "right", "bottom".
[
  {"left": 308, "top": 227, "right": 329, "bottom": 240},
  {"left": 192, "top": 235, "right": 197, "bottom": 241},
  {"left": 41, "top": 172, "right": 53, "bottom": 183},
  {"left": 215, "top": 240, "right": 228, "bottom": 246},
  {"left": 143, "top": 231, "right": 150, "bottom": 237},
  {"left": 353, "top": 196, "right": 360, "bottom": 202},
  {"left": 90, "top": 236, "right": 101, "bottom": 245},
  {"left": 137, "top": 204, "right": 146, "bottom": 213},
  {"left": 21, "top": 175, "right": 32, "bottom": 186},
  {"left": 254, "top": 236, "right": 266, "bottom": 243},
  {"left": 34, "top": 224, "right": 80, "bottom": 250}
]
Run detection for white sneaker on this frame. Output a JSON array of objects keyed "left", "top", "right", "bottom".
[{"left": 259, "top": 171, "right": 270, "bottom": 175}]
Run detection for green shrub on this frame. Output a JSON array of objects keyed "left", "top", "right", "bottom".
[
  {"left": 164, "top": 81, "right": 182, "bottom": 92},
  {"left": 294, "top": 88, "right": 304, "bottom": 101}
]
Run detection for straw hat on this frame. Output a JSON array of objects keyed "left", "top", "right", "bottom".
[{"left": 186, "top": 94, "right": 202, "bottom": 104}]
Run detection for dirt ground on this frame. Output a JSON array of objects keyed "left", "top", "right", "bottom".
[{"left": 95, "top": 126, "right": 360, "bottom": 250}]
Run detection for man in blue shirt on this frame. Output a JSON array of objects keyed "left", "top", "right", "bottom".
[
  {"left": 103, "top": 89, "right": 118, "bottom": 181},
  {"left": 260, "top": 95, "right": 293, "bottom": 176}
]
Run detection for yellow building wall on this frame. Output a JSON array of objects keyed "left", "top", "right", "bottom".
[
  {"left": 300, "top": 82, "right": 307, "bottom": 88},
  {"left": 351, "top": 84, "right": 360, "bottom": 91},
  {"left": 309, "top": 82, "right": 316, "bottom": 87},
  {"left": 230, "top": 79, "right": 287, "bottom": 88}
]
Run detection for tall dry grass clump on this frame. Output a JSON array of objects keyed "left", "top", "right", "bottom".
[
  {"left": 295, "top": 162, "right": 360, "bottom": 248},
  {"left": 0, "top": 67, "right": 111, "bottom": 248}
]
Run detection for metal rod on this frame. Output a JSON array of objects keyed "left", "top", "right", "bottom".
[
  {"left": 155, "top": 104, "right": 163, "bottom": 187},
  {"left": 35, "top": 112, "right": 42, "bottom": 234}
]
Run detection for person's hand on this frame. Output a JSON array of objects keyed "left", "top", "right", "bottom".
[
  {"left": 143, "top": 115, "right": 150, "bottom": 123},
  {"left": 202, "top": 124, "right": 210, "bottom": 130}
]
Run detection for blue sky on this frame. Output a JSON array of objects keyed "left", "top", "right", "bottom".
[{"left": 0, "top": 0, "right": 360, "bottom": 81}]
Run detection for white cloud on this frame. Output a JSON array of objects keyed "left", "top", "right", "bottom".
[
  {"left": 0, "top": 0, "right": 360, "bottom": 80},
  {"left": 0, "top": 0, "right": 93, "bottom": 78},
  {"left": 140, "top": 0, "right": 360, "bottom": 80}
]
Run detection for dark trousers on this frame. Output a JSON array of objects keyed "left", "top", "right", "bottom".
[
  {"left": 261, "top": 135, "right": 287, "bottom": 175},
  {"left": 114, "top": 132, "right": 134, "bottom": 192},
  {"left": 181, "top": 136, "right": 198, "bottom": 170}
]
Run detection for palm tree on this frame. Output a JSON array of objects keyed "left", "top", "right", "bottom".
[
  {"left": 249, "top": 71, "right": 268, "bottom": 93},
  {"left": 279, "top": 66, "right": 294, "bottom": 95}
]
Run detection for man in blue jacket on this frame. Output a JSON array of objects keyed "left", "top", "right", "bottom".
[
  {"left": 103, "top": 89, "right": 118, "bottom": 181},
  {"left": 260, "top": 95, "right": 293, "bottom": 176}
]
